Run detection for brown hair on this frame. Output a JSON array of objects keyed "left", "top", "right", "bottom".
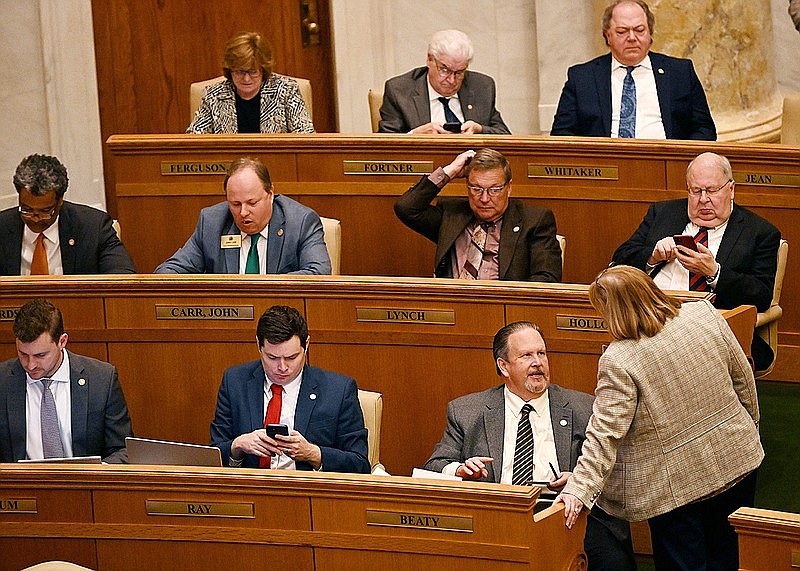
[
  {"left": 223, "top": 156, "right": 272, "bottom": 192},
  {"left": 222, "top": 31, "right": 274, "bottom": 82},
  {"left": 601, "top": 0, "right": 655, "bottom": 44},
  {"left": 13, "top": 298, "right": 64, "bottom": 343},
  {"left": 465, "top": 148, "right": 512, "bottom": 184}
]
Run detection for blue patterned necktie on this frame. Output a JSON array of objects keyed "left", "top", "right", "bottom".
[
  {"left": 438, "top": 97, "right": 461, "bottom": 126},
  {"left": 618, "top": 66, "right": 637, "bottom": 138}
]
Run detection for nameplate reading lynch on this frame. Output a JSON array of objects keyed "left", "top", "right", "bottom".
[
  {"left": 343, "top": 160, "right": 433, "bottom": 175},
  {"left": 356, "top": 308, "right": 455, "bottom": 325},
  {"left": 156, "top": 305, "right": 255, "bottom": 320},
  {"left": 366, "top": 510, "right": 472, "bottom": 532},
  {"left": 528, "top": 164, "right": 619, "bottom": 180}
]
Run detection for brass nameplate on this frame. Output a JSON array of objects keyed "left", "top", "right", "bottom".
[
  {"left": 733, "top": 172, "right": 800, "bottom": 187},
  {"left": 356, "top": 308, "right": 455, "bottom": 325},
  {"left": 146, "top": 500, "right": 254, "bottom": 518},
  {"left": 0, "top": 307, "right": 20, "bottom": 322},
  {"left": 366, "top": 510, "right": 472, "bottom": 532},
  {"left": 528, "top": 164, "right": 619, "bottom": 180},
  {"left": 155, "top": 305, "right": 255, "bottom": 320},
  {"left": 556, "top": 315, "right": 606, "bottom": 332},
  {"left": 791, "top": 549, "right": 799, "bottom": 567},
  {"left": 343, "top": 160, "right": 433, "bottom": 175},
  {"left": 161, "top": 161, "right": 231, "bottom": 175},
  {"left": 0, "top": 499, "right": 37, "bottom": 514}
]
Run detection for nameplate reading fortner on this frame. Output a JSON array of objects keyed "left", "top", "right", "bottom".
[
  {"left": 161, "top": 161, "right": 231, "bottom": 175},
  {"left": 0, "top": 499, "right": 37, "bottom": 514},
  {"left": 0, "top": 307, "right": 20, "bottom": 322},
  {"left": 556, "top": 315, "right": 606, "bottom": 332},
  {"left": 156, "top": 305, "right": 255, "bottom": 320},
  {"left": 146, "top": 500, "right": 254, "bottom": 518},
  {"left": 528, "top": 164, "right": 619, "bottom": 180},
  {"left": 356, "top": 308, "right": 455, "bottom": 325},
  {"left": 366, "top": 510, "right": 472, "bottom": 532},
  {"left": 343, "top": 160, "right": 433, "bottom": 175}
]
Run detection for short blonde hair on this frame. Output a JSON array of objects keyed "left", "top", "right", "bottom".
[
  {"left": 222, "top": 31, "right": 274, "bottom": 82},
  {"left": 589, "top": 265, "right": 681, "bottom": 340}
]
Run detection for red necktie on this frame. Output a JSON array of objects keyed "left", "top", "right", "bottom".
[
  {"left": 689, "top": 227, "right": 710, "bottom": 291},
  {"left": 31, "top": 233, "right": 49, "bottom": 275},
  {"left": 260, "top": 384, "right": 283, "bottom": 468}
]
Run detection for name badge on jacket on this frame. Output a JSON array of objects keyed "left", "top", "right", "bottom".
[{"left": 221, "top": 235, "right": 242, "bottom": 249}]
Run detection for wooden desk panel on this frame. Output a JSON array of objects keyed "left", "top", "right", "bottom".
[{"left": 729, "top": 507, "right": 800, "bottom": 571}]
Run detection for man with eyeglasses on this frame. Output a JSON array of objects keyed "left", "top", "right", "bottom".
[
  {"left": 394, "top": 148, "right": 561, "bottom": 282},
  {"left": 378, "top": 29, "right": 510, "bottom": 134},
  {"left": 0, "top": 154, "right": 136, "bottom": 275}
]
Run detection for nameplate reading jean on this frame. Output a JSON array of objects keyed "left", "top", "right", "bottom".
[
  {"left": 155, "top": 306, "right": 255, "bottom": 320},
  {"left": 733, "top": 171, "right": 800, "bottom": 188}
]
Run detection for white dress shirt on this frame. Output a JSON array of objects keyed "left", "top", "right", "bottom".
[
  {"left": 500, "top": 386, "right": 560, "bottom": 484},
  {"left": 427, "top": 78, "right": 465, "bottom": 125},
  {"left": 21, "top": 220, "right": 64, "bottom": 275},
  {"left": 264, "top": 372, "right": 302, "bottom": 470},
  {"left": 654, "top": 219, "right": 727, "bottom": 291},
  {"left": 25, "top": 349, "right": 73, "bottom": 459},
  {"left": 237, "top": 226, "right": 269, "bottom": 274},
  {"left": 610, "top": 54, "right": 666, "bottom": 139}
]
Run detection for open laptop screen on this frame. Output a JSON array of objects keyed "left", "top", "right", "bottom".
[{"left": 126, "top": 437, "right": 222, "bottom": 467}]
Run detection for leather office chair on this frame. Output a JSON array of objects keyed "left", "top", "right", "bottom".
[
  {"left": 368, "top": 89, "right": 383, "bottom": 133},
  {"left": 22, "top": 562, "right": 94, "bottom": 571},
  {"left": 781, "top": 92, "right": 800, "bottom": 145},
  {"left": 754, "top": 239, "right": 789, "bottom": 378},
  {"left": 357, "top": 389, "right": 383, "bottom": 471},
  {"left": 556, "top": 234, "right": 566, "bottom": 272},
  {"left": 189, "top": 75, "right": 313, "bottom": 124},
  {"left": 320, "top": 217, "right": 341, "bottom": 275}
]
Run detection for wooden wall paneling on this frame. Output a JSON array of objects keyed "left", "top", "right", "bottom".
[{"left": 0, "top": 539, "right": 97, "bottom": 571}]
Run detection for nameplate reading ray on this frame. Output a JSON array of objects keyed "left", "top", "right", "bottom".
[
  {"left": 528, "top": 164, "right": 619, "bottom": 180},
  {"left": 146, "top": 500, "right": 254, "bottom": 518},
  {"left": 356, "top": 308, "right": 455, "bottom": 325},
  {"left": 161, "top": 161, "right": 231, "bottom": 175},
  {"left": 156, "top": 306, "right": 255, "bottom": 320},
  {"left": 556, "top": 315, "right": 606, "bottom": 332},
  {"left": 343, "top": 160, "right": 433, "bottom": 175},
  {"left": 733, "top": 172, "right": 800, "bottom": 188},
  {"left": 0, "top": 307, "right": 20, "bottom": 322},
  {"left": 0, "top": 499, "right": 37, "bottom": 514},
  {"left": 366, "top": 510, "right": 472, "bottom": 532}
]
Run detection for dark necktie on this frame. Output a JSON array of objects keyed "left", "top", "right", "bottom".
[
  {"left": 438, "top": 97, "right": 461, "bottom": 125},
  {"left": 245, "top": 234, "right": 260, "bottom": 274},
  {"left": 689, "top": 227, "right": 710, "bottom": 291},
  {"left": 459, "top": 222, "right": 490, "bottom": 279},
  {"left": 512, "top": 404, "right": 534, "bottom": 485},
  {"left": 41, "top": 379, "right": 65, "bottom": 458},
  {"left": 260, "top": 384, "right": 283, "bottom": 468},
  {"left": 618, "top": 66, "right": 637, "bottom": 138}
]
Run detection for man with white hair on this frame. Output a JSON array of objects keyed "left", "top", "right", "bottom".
[{"left": 378, "top": 29, "right": 510, "bottom": 134}]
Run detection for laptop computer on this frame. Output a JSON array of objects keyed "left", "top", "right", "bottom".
[
  {"left": 126, "top": 437, "right": 223, "bottom": 467},
  {"left": 18, "top": 456, "right": 102, "bottom": 464}
]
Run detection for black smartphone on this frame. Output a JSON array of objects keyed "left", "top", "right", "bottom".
[
  {"left": 673, "top": 235, "right": 698, "bottom": 252},
  {"left": 265, "top": 423, "right": 289, "bottom": 440},
  {"left": 443, "top": 122, "right": 461, "bottom": 133}
]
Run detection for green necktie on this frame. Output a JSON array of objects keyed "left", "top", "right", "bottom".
[{"left": 245, "top": 234, "right": 260, "bottom": 274}]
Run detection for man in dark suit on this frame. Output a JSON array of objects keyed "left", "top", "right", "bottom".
[
  {"left": 379, "top": 29, "right": 510, "bottom": 134},
  {"left": 0, "top": 299, "right": 133, "bottom": 463},
  {"left": 394, "top": 148, "right": 562, "bottom": 282},
  {"left": 0, "top": 154, "right": 136, "bottom": 275},
  {"left": 424, "top": 322, "right": 635, "bottom": 571},
  {"left": 210, "top": 305, "right": 369, "bottom": 473},
  {"left": 550, "top": 0, "right": 715, "bottom": 140},
  {"left": 155, "top": 156, "right": 330, "bottom": 275}
]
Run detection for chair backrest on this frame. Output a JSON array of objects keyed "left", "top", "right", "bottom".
[
  {"left": 357, "top": 389, "right": 383, "bottom": 469},
  {"left": 771, "top": 239, "right": 789, "bottom": 307},
  {"left": 189, "top": 75, "right": 313, "bottom": 124},
  {"left": 781, "top": 92, "right": 800, "bottom": 145},
  {"left": 112, "top": 219, "right": 122, "bottom": 240},
  {"left": 556, "top": 234, "right": 566, "bottom": 271},
  {"left": 368, "top": 89, "right": 384, "bottom": 133},
  {"left": 320, "top": 217, "right": 341, "bottom": 275}
]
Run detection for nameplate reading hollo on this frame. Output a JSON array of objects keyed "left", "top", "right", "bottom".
[
  {"left": 0, "top": 307, "right": 20, "bottom": 322},
  {"left": 356, "top": 308, "right": 455, "bottom": 325},
  {"left": 146, "top": 500, "right": 254, "bottom": 518},
  {"left": 161, "top": 161, "right": 231, "bottom": 175},
  {"left": 556, "top": 315, "right": 606, "bottom": 332},
  {"left": 155, "top": 305, "right": 255, "bottom": 320},
  {"left": 528, "top": 164, "right": 619, "bottom": 180},
  {"left": 366, "top": 510, "right": 472, "bottom": 532},
  {"left": 0, "top": 499, "right": 37, "bottom": 514},
  {"left": 343, "top": 160, "right": 433, "bottom": 175},
  {"left": 733, "top": 171, "right": 800, "bottom": 188}
]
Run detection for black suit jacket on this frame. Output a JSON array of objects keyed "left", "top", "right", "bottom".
[
  {"left": 379, "top": 66, "right": 510, "bottom": 134},
  {"left": 0, "top": 351, "right": 133, "bottom": 463},
  {"left": 612, "top": 199, "right": 780, "bottom": 311},
  {"left": 394, "top": 176, "right": 562, "bottom": 282},
  {"left": 0, "top": 201, "right": 136, "bottom": 275},
  {"left": 550, "top": 52, "right": 716, "bottom": 140}
]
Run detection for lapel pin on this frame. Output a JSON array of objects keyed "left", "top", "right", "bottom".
[
  {"left": 513, "top": 226, "right": 520, "bottom": 233},
  {"left": 467, "top": 104, "right": 473, "bottom": 110},
  {"left": 277, "top": 228, "right": 284, "bottom": 237},
  {"left": 559, "top": 419, "right": 567, "bottom": 426},
  {"left": 69, "top": 239, "right": 75, "bottom": 246},
  {"left": 658, "top": 68, "right": 664, "bottom": 74},
  {"left": 78, "top": 378, "right": 86, "bottom": 386},
  {"left": 309, "top": 393, "right": 317, "bottom": 400}
]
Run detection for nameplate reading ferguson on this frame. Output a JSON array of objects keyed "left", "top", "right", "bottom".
[
  {"left": 161, "top": 161, "right": 231, "bottom": 175},
  {"left": 0, "top": 499, "right": 37, "bottom": 514},
  {"left": 155, "top": 305, "right": 255, "bottom": 320},
  {"left": 366, "top": 510, "right": 472, "bottom": 532},
  {"left": 733, "top": 171, "right": 800, "bottom": 188},
  {"left": 0, "top": 307, "right": 20, "bottom": 322},
  {"left": 528, "top": 164, "right": 619, "bottom": 180},
  {"left": 556, "top": 315, "right": 607, "bottom": 332},
  {"left": 356, "top": 308, "right": 455, "bottom": 325},
  {"left": 343, "top": 160, "right": 433, "bottom": 175},
  {"left": 145, "top": 500, "right": 254, "bottom": 518}
]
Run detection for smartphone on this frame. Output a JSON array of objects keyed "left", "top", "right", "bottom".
[
  {"left": 672, "top": 235, "right": 698, "bottom": 252},
  {"left": 443, "top": 122, "right": 461, "bottom": 133},
  {"left": 264, "top": 423, "right": 289, "bottom": 440}
]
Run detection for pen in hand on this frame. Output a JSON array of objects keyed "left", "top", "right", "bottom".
[{"left": 549, "top": 462, "right": 560, "bottom": 480}]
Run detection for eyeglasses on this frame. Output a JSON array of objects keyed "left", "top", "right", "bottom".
[
  {"left": 232, "top": 69, "right": 261, "bottom": 79},
  {"left": 467, "top": 182, "right": 508, "bottom": 197},
  {"left": 18, "top": 204, "right": 59, "bottom": 220},
  {"left": 687, "top": 180, "right": 732, "bottom": 197},
  {"left": 432, "top": 58, "right": 467, "bottom": 79}
]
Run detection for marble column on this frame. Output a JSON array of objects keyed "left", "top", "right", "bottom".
[{"left": 593, "top": 0, "right": 783, "bottom": 141}]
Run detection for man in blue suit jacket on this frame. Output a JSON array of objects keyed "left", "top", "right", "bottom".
[
  {"left": 155, "top": 157, "right": 330, "bottom": 274},
  {"left": 210, "top": 305, "right": 369, "bottom": 473},
  {"left": 550, "top": 0, "right": 715, "bottom": 140}
]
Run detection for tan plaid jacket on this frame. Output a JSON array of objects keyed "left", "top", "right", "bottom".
[{"left": 564, "top": 300, "right": 763, "bottom": 521}]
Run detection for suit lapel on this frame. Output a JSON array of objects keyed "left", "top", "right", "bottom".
[
  {"left": 294, "top": 366, "right": 319, "bottom": 435},
  {"left": 483, "top": 386, "right": 505, "bottom": 483},
  {"left": 547, "top": 385, "right": 574, "bottom": 472},
  {"left": 594, "top": 55, "right": 613, "bottom": 136},
  {"left": 1, "top": 213, "right": 25, "bottom": 274},
  {"left": 7, "top": 361, "right": 28, "bottom": 460},
  {"left": 412, "top": 71, "right": 432, "bottom": 125},
  {"left": 498, "top": 202, "right": 522, "bottom": 279},
  {"left": 248, "top": 364, "right": 266, "bottom": 431},
  {"left": 69, "top": 351, "right": 88, "bottom": 457},
  {"left": 58, "top": 204, "right": 77, "bottom": 274},
  {"left": 459, "top": 73, "right": 475, "bottom": 122},
  {"left": 266, "top": 198, "right": 286, "bottom": 274},
  {"left": 223, "top": 218, "right": 240, "bottom": 273},
  {"left": 435, "top": 201, "right": 473, "bottom": 267},
  {"left": 650, "top": 53, "right": 673, "bottom": 138},
  {"left": 716, "top": 205, "right": 745, "bottom": 266}
]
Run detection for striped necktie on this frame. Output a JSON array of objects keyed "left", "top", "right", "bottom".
[
  {"left": 689, "top": 227, "right": 710, "bottom": 291},
  {"left": 512, "top": 404, "right": 534, "bottom": 485}
]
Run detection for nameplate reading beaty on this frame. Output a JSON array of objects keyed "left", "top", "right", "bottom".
[
  {"left": 155, "top": 305, "right": 255, "bottom": 320},
  {"left": 0, "top": 307, "right": 20, "bottom": 322},
  {"left": 556, "top": 315, "right": 606, "bottom": 332},
  {"left": 733, "top": 171, "right": 800, "bottom": 188},
  {"left": 366, "top": 510, "right": 472, "bottom": 532},
  {"left": 146, "top": 500, "right": 254, "bottom": 518},
  {"left": 343, "top": 160, "right": 433, "bottom": 175},
  {"left": 528, "top": 164, "right": 619, "bottom": 180},
  {"left": 356, "top": 308, "right": 455, "bottom": 325},
  {"left": 0, "top": 499, "right": 37, "bottom": 514},
  {"left": 161, "top": 161, "right": 231, "bottom": 175}
]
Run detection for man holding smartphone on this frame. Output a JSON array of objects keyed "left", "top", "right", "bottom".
[{"left": 210, "top": 305, "right": 369, "bottom": 473}]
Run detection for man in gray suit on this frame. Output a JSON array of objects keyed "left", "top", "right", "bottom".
[
  {"left": 379, "top": 29, "right": 510, "bottom": 134},
  {"left": 155, "top": 156, "right": 330, "bottom": 274},
  {"left": 425, "top": 321, "right": 634, "bottom": 570}
]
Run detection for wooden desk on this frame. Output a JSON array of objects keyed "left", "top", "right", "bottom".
[
  {"left": 0, "top": 464, "right": 587, "bottom": 571},
  {"left": 729, "top": 507, "right": 800, "bottom": 570}
]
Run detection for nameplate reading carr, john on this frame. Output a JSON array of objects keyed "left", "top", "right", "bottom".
[
  {"left": 155, "top": 306, "right": 255, "bottom": 320},
  {"left": 356, "top": 308, "right": 455, "bottom": 325},
  {"left": 343, "top": 160, "right": 433, "bottom": 175},
  {"left": 366, "top": 510, "right": 472, "bottom": 532},
  {"left": 528, "top": 164, "right": 619, "bottom": 180}
]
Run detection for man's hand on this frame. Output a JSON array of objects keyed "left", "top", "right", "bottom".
[
  {"left": 455, "top": 456, "right": 493, "bottom": 480},
  {"left": 648, "top": 236, "right": 680, "bottom": 265},
  {"left": 275, "top": 431, "right": 322, "bottom": 469},
  {"left": 547, "top": 470, "right": 572, "bottom": 492},
  {"left": 231, "top": 428, "right": 282, "bottom": 460},
  {"left": 676, "top": 242, "right": 718, "bottom": 278},
  {"left": 460, "top": 120, "right": 483, "bottom": 134},
  {"left": 410, "top": 122, "right": 450, "bottom": 134},
  {"left": 442, "top": 149, "right": 476, "bottom": 180}
]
